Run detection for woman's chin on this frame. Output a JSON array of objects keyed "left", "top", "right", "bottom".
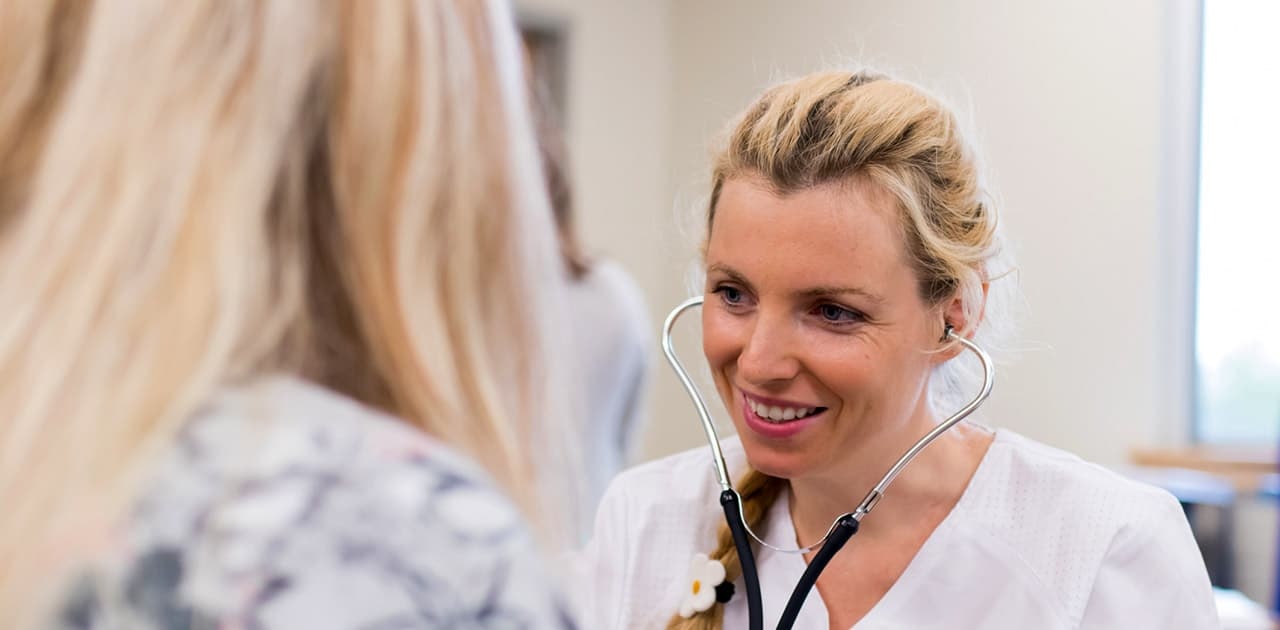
[{"left": 736, "top": 434, "right": 812, "bottom": 480}]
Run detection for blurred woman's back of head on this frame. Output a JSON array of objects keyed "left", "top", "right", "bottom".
[{"left": 0, "top": 1, "right": 568, "bottom": 624}]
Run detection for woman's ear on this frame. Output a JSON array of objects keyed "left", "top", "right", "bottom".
[{"left": 936, "top": 282, "right": 990, "bottom": 361}]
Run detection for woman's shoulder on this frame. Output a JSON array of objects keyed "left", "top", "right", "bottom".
[
  {"left": 967, "top": 428, "right": 1189, "bottom": 543},
  {"left": 979, "top": 428, "right": 1182, "bottom": 514},
  {"left": 587, "top": 436, "right": 745, "bottom": 558},
  {"left": 950, "top": 428, "right": 1200, "bottom": 623},
  {"left": 57, "top": 376, "right": 575, "bottom": 630},
  {"left": 600, "top": 435, "right": 749, "bottom": 512},
  {"left": 570, "top": 437, "right": 746, "bottom": 628}
]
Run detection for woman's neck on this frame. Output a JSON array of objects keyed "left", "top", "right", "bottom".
[{"left": 785, "top": 420, "right": 994, "bottom": 546}]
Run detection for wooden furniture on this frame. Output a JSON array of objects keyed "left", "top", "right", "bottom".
[{"left": 1130, "top": 446, "right": 1276, "bottom": 494}]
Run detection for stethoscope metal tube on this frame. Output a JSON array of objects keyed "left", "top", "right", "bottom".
[
  {"left": 661, "top": 297, "right": 735, "bottom": 492},
  {"left": 661, "top": 296, "right": 995, "bottom": 630},
  {"left": 663, "top": 297, "right": 766, "bottom": 629}
]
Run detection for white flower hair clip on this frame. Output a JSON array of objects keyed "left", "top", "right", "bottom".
[{"left": 678, "top": 553, "right": 734, "bottom": 618}]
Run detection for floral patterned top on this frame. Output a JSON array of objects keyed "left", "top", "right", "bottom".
[{"left": 53, "top": 377, "right": 577, "bottom": 630}]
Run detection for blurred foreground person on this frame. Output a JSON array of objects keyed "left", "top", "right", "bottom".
[{"left": 0, "top": 1, "right": 577, "bottom": 628}]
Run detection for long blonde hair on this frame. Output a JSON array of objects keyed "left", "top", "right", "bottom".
[
  {"left": 0, "top": 0, "right": 567, "bottom": 625},
  {"left": 670, "top": 70, "right": 1009, "bottom": 629}
]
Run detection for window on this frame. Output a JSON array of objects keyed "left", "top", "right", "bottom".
[{"left": 1195, "top": 0, "right": 1280, "bottom": 443}]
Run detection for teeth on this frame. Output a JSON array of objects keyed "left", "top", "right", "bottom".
[{"left": 747, "top": 399, "right": 818, "bottom": 423}]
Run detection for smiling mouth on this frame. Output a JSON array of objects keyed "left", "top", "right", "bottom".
[{"left": 745, "top": 397, "right": 827, "bottom": 424}]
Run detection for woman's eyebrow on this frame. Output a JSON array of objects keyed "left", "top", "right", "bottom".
[
  {"left": 706, "top": 263, "right": 755, "bottom": 290},
  {"left": 798, "top": 285, "right": 885, "bottom": 304}
]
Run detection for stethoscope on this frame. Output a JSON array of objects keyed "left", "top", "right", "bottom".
[{"left": 661, "top": 296, "right": 995, "bottom": 630}]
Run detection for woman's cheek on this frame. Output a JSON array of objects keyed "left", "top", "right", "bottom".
[{"left": 702, "top": 310, "right": 747, "bottom": 368}]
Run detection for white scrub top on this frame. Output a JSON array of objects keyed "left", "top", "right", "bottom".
[{"left": 571, "top": 430, "right": 1219, "bottom": 629}]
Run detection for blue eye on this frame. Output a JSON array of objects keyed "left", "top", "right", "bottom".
[
  {"left": 711, "top": 285, "right": 747, "bottom": 307},
  {"left": 817, "top": 303, "right": 861, "bottom": 324},
  {"left": 717, "top": 286, "right": 745, "bottom": 305}
]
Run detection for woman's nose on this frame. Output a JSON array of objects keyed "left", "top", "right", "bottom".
[{"left": 737, "top": 312, "right": 800, "bottom": 387}]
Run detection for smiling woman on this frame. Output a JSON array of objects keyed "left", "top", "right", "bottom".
[
  {"left": 573, "top": 70, "right": 1218, "bottom": 630},
  {"left": 702, "top": 176, "right": 955, "bottom": 481}
]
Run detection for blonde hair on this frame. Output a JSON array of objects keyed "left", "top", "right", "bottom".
[
  {"left": 0, "top": 0, "right": 567, "bottom": 626},
  {"left": 670, "top": 70, "right": 1009, "bottom": 629}
]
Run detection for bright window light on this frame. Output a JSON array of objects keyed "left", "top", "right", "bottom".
[{"left": 1195, "top": 1, "right": 1280, "bottom": 443}]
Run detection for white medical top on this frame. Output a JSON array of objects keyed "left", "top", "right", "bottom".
[{"left": 573, "top": 430, "right": 1219, "bottom": 629}]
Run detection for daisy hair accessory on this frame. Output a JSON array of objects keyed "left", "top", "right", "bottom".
[{"left": 679, "top": 553, "right": 733, "bottom": 618}]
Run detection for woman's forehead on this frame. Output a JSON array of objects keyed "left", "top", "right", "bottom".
[{"left": 706, "top": 176, "right": 913, "bottom": 288}]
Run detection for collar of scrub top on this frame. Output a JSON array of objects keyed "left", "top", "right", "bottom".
[{"left": 661, "top": 296, "right": 996, "bottom": 630}]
